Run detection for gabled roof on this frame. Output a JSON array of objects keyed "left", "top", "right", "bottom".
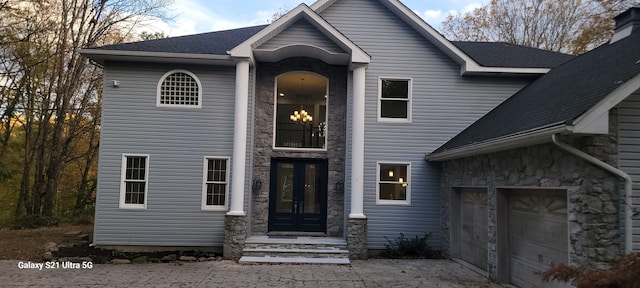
[
  {"left": 228, "top": 3, "right": 370, "bottom": 66},
  {"left": 81, "top": 0, "right": 571, "bottom": 73},
  {"left": 312, "top": 0, "right": 559, "bottom": 75},
  {"left": 428, "top": 30, "right": 640, "bottom": 161},
  {"left": 452, "top": 41, "right": 574, "bottom": 68}
]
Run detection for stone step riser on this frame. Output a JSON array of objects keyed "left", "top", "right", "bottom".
[
  {"left": 242, "top": 242, "right": 348, "bottom": 260},
  {"left": 238, "top": 256, "right": 351, "bottom": 265},
  {"left": 242, "top": 251, "right": 349, "bottom": 258},
  {"left": 244, "top": 243, "right": 346, "bottom": 250}
]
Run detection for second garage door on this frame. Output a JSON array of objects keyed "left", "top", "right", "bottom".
[{"left": 509, "top": 189, "right": 569, "bottom": 288}]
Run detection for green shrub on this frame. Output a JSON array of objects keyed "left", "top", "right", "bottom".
[
  {"left": 381, "top": 233, "right": 442, "bottom": 259},
  {"left": 539, "top": 252, "right": 640, "bottom": 288},
  {"left": 11, "top": 215, "right": 59, "bottom": 229},
  {"left": 111, "top": 249, "right": 125, "bottom": 258}
]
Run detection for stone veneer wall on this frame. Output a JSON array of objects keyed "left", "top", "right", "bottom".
[
  {"left": 440, "top": 111, "right": 623, "bottom": 280},
  {"left": 347, "top": 218, "right": 368, "bottom": 259},
  {"left": 223, "top": 215, "right": 247, "bottom": 259},
  {"left": 251, "top": 57, "right": 348, "bottom": 236}
]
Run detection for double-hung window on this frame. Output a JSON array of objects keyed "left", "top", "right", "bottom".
[
  {"left": 377, "top": 162, "right": 411, "bottom": 205},
  {"left": 379, "top": 78, "right": 411, "bottom": 122},
  {"left": 202, "top": 157, "right": 229, "bottom": 211},
  {"left": 120, "top": 154, "right": 149, "bottom": 209},
  {"left": 157, "top": 69, "right": 202, "bottom": 108}
]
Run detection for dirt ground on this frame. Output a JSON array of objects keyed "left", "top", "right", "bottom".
[
  {"left": 0, "top": 223, "right": 220, "bottom": 264},
  {"left": 0, "top": 224, "right": 93, "bottom": 261}
]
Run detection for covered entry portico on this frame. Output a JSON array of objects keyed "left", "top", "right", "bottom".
[{"left": 222, "top": 4, "right": 371, "bottom": 260}]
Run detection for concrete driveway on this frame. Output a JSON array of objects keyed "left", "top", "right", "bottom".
[{"left": 1, "top": 259, "right": 502, "bottom": 287}]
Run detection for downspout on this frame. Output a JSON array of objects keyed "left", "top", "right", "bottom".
[{"left": 552, "top": 134, "right": 633, "bottom": 253}]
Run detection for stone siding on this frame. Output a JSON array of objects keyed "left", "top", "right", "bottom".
[
  {"left": 223, "top": 215, "right": 247, "bottom": 259},
  {"left": 251, "top": 57, "right": 348, "bottom": 236},
  {"left": 347, "top": 218, "right": 368, "bottom": 260},
  {"left": 440, "top": 111, "right": 623, "bottom": 280}
]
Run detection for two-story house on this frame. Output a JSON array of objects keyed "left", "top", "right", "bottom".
[{"left": 81, "top": 0, "right": 640, "bottom": 287}]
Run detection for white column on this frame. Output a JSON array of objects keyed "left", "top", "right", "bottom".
[
  {"left": 228, "top": 59, "right": 250, "bottom": 216},
  {"left": 350, "top": 65, "right": 366, "bottom": 219}
]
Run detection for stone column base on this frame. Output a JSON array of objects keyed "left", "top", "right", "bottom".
[
  {"left": 347, "top": 218, "right": 368, "bottom": 260},
  {"left": 223, "top": 215, "right": 247, "bottom": 259}
]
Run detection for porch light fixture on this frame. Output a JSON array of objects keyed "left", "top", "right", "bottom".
[{"left": 290, "top": 107, "right": 313, "bottom": 123}]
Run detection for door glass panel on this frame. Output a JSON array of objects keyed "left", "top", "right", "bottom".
[
  {"left": 303, "top": 164, "right": 320, "bottom": 213},
  {"left": 276, "top": 163, "right": 294, "bottom": 213}
]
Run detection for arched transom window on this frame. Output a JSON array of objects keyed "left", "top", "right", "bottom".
[
  {"left": 157, "top": 69, "right": 202, "bottom": 107},
  {"left": 274, "top": 72, "right": 328, "bottom": 149}
]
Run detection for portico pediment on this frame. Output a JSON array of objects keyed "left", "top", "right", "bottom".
[{"left": 228, "top": 4, "right": 370, "bottom": 67}]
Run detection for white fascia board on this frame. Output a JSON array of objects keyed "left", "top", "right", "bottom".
[
  {"left": 462, "top": 62, "right": 551, "bottom": 75},
  {"left": 572, "top": 73, "right": 640, "bottom": 133},
  {"left": 80, "top": 49, "right": 232, "bottom": 65},
  {"left": 426, "top": 124, "right": 568, "bottom": 161},
  {"left": 379, "top": 0, "right": 472, "bottom": 64},
  {"left": 228, "top": 3, "right": 370, "bottom": 64},
  {"left": 309, "top": 0, "right": 335, "bottom": 11}
]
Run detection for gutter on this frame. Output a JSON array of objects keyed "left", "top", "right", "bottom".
[
  {"left": 79, "top": 49, "right": 232, "bottom": 60},
  {"left": 426, "top": 123, "right": 568, "bottom": 161},
  {"left": 79, "top": 49, "right": 234, "bottom": 66},
  {"left": 552, "top": 134, "right": 633, "bottom": 253}
]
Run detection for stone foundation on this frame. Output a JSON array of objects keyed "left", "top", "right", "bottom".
[
  {"left": 223, "top": 215, "right": 247, "bottom": 259},
  {"left": 347, "top": 218, "right": 368, "bottom": 260}
]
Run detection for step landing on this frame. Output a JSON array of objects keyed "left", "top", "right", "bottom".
[{"left": 239, "top": 236, "right": 350, "bottom": 264}]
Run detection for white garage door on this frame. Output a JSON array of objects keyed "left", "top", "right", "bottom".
[
  {"left": 509, "top": 189, "right": 569, "bottom": 288},
  {"left": 460, "top": 188, "right": 488, "bottom": 270}
]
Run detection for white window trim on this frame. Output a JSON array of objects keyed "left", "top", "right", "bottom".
[
  {"left": 156, "top": 69, "right": 203, "bottom": 108},
  {"left": 119, "top": 154, "right": 149, "bottom": 209},
  {"left": 272, "top": 71, "right": 330, "bottom": 152},
  {"left": 201, "top": 156, "right": 230, "bottom": 211},
  {"left": 376, "top": 161, "right": 411, "bottom": 206},
  {"left": 377, "top": 77, "right": 412, "bottom": 123}
]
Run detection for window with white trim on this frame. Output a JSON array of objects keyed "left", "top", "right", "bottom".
[
  {"left": 120, "top": 154, "right": 149, "bottom": 209},
  {"left": 379, "top": 78, "right": 411, "bottom": 121},
  {"left": 202, "top": 157, "right": 229, "bottom": 210},
  {"left": 157, "top": 70, "right": 202, "bottom": 107},
  {"left": 377, "top": 162, "right": 410, "bottom": 205}
]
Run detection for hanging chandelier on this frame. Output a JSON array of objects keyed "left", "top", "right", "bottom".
[{"left": 290, "top": 107, "right": 313, "bottom": 123}]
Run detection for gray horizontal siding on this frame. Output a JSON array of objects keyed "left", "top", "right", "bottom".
[
  {"left": 94, "top": 62, "right": 237, "bottom": 246},
  {"left": 258, "top": 18, "right": 344, "bottom": 54},
  {"left": 321, "top": 0, "right": 531, "bottom": 249},
  {"left": 618, "top": 90, "right": 640, "bottom": 251}
]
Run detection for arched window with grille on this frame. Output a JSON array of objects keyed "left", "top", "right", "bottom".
[{"left": 157, "top": 69, "right": 202, "bottom": 107}]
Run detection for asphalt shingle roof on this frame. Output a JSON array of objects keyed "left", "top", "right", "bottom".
[
  {"left": 92, "top": 25, "right": 267, "bottom": 55},
  {"left": 87, "top": 24, "right": 572, "bottom": 70},
  {"left": 452, "top": 41, "right": 574, "bottom": 68},
  {"left": 433, "top": 31, "right": 640, "bottom": 154}
]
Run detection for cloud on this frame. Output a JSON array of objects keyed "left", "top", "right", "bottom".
[
  {"left": 446, "top": 2, "right": 483, "bottom": 17},
  {"left": 422, "top": 9, "right": 443, "bottom": 24}
]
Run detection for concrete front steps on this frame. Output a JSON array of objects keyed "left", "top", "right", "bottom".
[{"left": 239, "top": 236, "right": 350, "bottom": 264}]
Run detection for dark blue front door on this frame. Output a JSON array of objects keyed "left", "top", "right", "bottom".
[{"left": 268, "top": 158, "right": 327, "bottom": 232}]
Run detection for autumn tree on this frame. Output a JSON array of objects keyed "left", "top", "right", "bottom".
[
  {"left": 441, "top": 0, "right": 640, "bottom": 54},
  {"left": 139, "top": 31, "right": 167, "bottom": 40},
  {"left": 0, "top": 0, "right": 172, "bottom": 225}
]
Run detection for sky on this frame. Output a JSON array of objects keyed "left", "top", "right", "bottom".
[{"left": 144, "top": 0, "right": 487, "bottom": 37}]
